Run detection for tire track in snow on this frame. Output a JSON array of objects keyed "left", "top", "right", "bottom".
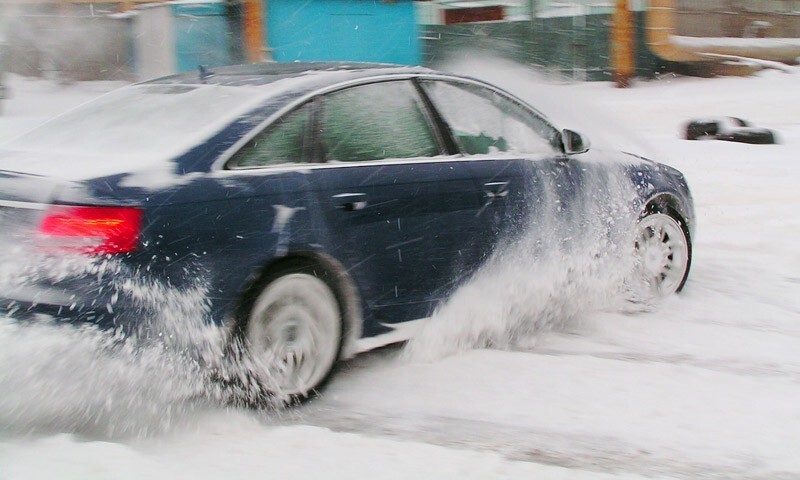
[
  {"left": 281, "top": 406, "right": 786, "bottom": 480},
  {"left": 530, "top": 348, "right": 800, "bottom": 382}
]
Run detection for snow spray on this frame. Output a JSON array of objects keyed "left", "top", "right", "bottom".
[
  {"left": 402, "top": 56, "right": 659, "bottom": 362},
  {"left": 0, "top": 247, "right": 282, "bottom": 439},
  {"left": 404, "top": 162, "right": 643, "bottom": 362}
]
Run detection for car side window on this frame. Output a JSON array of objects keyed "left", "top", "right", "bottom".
[
  {"left": 227, "top": 102, "right": 311, "bottom": 169},
  {"left": 420, "top": 80, "right": 559, "bottom": 156},
  {"left": 318, "top": 81, "right": 440, "bottom": 162}
]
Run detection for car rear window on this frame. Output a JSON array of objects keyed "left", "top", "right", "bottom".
[{"left": 8, "top": 84, "right": 265, "bottom": 158}]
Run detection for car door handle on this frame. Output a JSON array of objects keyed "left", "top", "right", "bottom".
[
  {"left": 332, "top": 192, "right": 368, "bottom": 211},
  {"left": 483, "top": 181, "right": 510, "bottom": 199}
]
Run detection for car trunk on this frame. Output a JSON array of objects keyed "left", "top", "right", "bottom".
[{"left": 0, "top": 169, "right": 61, "bottom": 243}]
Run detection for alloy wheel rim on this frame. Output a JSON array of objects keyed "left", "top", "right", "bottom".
[
  {"left": 247, "top": 273, "right": 341, "bottom": 397},
  {"left": 635, "top": 213, "right": 689, "bottom": 296}
]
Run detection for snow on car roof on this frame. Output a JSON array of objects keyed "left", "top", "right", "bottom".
[{"left": 146, "top": 62, "right": 434, "bottom": 88}]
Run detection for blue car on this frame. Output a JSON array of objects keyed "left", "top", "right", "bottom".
[{"left": 0, "top": 63, "right": 693, "bottom": 401}]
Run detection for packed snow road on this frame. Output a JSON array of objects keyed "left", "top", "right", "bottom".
[{"left": 1, "top": 65, "right": 799, "bottom": 479}]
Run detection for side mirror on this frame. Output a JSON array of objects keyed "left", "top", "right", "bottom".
[{"left": 561, "top": 129, "right": 590, "bottom": 155}]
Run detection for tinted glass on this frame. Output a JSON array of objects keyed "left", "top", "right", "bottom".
[
  {"left": 421, "top": 80, "right": 559, "bottom": 156},
  {"left": 229, "top": 103, "right": 311, "bottom": 168},
  {"left": 319, "top": 81, "right": 440, "bottom": 162}
]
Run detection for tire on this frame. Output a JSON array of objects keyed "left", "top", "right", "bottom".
[
  {"left": 684, "top": 117, "right": 748, "bottom": 140},
  {"left": 685, "top": 120, "right": 720, "bottom": 140},
  {"left": 717, "top": 127, "right": 776, "bottom": 145},
  {"left": 235, "top": 260, "right": 343, "bottom": 404},
  {"left": 634, "top": 211, "right": 692, "bottom": 297}
]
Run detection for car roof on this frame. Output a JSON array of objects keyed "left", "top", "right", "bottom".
[
  {"left": 144, "top": 62, "right": 436, "bottom": 89},
  {"left": 143, "top": 61, "right": 555, "bottom": 148}
]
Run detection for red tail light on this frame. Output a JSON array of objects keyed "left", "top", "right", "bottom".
[{"left": 38, "top": 206, "right": 143, "bottom": 254}]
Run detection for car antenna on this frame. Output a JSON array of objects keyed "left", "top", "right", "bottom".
[{"left": 198, "top": 65, "right": 215, "bottom": 83}]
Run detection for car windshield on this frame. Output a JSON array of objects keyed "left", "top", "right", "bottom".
[{"left": 8, "top": 84, "right": 263, "bottom": 157}]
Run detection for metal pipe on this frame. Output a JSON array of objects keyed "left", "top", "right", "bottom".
[
  {"left": 242, "top": 0, "right": 264, "bottom": 63},
  {"left": 611, "top": 0, "right": 635, "bottom": 87}
]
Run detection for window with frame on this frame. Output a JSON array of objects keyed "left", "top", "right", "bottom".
[
  {"left": 228, "top": 103, "right": 311, "bottom": 169},
  {"left": 318, "top": 81, "right": 441, "bottom": 162},
  {"left": 421, "top": 80, "right": 560, "bottom": 156}
]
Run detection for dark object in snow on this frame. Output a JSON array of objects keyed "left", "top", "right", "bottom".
[
  {"left": 717, "top": 127, "right": 777, "bottom": 145},
  {"left": 685, "top": 117, "right": 747, "bottom": 140},
  {"left": 0, "top": 62, "right": 696, "bottom": 406},
  {"left": 684, "top": 117, "right": 777, "bottom": 144}
]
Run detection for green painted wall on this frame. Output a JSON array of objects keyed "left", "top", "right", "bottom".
[{"left": 421, "top": 12, "right": 667, "bottom": 81}]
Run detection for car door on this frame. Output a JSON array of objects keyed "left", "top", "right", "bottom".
[
  {"left": 203, "top": 101, "right": 319, "bottom": 313},
  {"left": 418, "top": 78, "right": 567, "bottom": 252},
  {"left": 307, "top": 80, "right": 487, "bottom": 332}
]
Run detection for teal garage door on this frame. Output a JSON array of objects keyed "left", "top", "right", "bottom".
[{"left": 268, "top": 0, "right": 420, "bottom": 65}]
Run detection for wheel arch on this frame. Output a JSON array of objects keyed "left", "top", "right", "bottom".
[{"left": 643, "top": 192, "right": 692, "bottom": 236}]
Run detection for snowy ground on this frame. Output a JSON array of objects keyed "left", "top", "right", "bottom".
[{"left": 1, "top": 65, "right": 799, "bottom": 479}]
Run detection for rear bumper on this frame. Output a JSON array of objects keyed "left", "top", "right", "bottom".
[
  {"left": 0, "top": 283, "right": 121, "bottom": 329},
  {"left": 0, "top": 259, "right": 220, "bottom": 334}
]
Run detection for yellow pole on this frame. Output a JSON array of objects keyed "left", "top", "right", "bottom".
[
  {"left": 611, "top": 0, "right": 635, "bottom": 88},
  {"left": 243, "top": 0, "right": 265, "bottom": 63}
]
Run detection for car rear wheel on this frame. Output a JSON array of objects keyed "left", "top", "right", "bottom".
[
  {"left": 634, "top": 212, "right": 691, "bottom": 297},
  {"left": 242, "top": 265, "right": 343, "bottom": 403}
]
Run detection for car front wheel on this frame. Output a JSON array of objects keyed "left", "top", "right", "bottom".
[{"left": 634, "top": 212, "right": 692, "bottom": 297}]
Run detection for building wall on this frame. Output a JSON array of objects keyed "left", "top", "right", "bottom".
[
  {"left": 267, "top": 0, "right": 421, "bottom": 65},
  {"left": 173, "top": 2, "right": 234, "bottom": 72},
  {"left": 134, "top": 5, "right": 175, "bottom": 80},
  {"left": 136, "top": 1, "right": 238, "bottom": 78},
  {"left": 673, "top": 0, "right": 800, "bottom": 38},
  {"left": 418, "top": 0, "right": 651, "bottom": 25},
  {"left": 420, "top": 12, "right": 666, "bottom": 81},
  {"left": 2, "top": 3, "right": 133, "bottom": 80}
]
